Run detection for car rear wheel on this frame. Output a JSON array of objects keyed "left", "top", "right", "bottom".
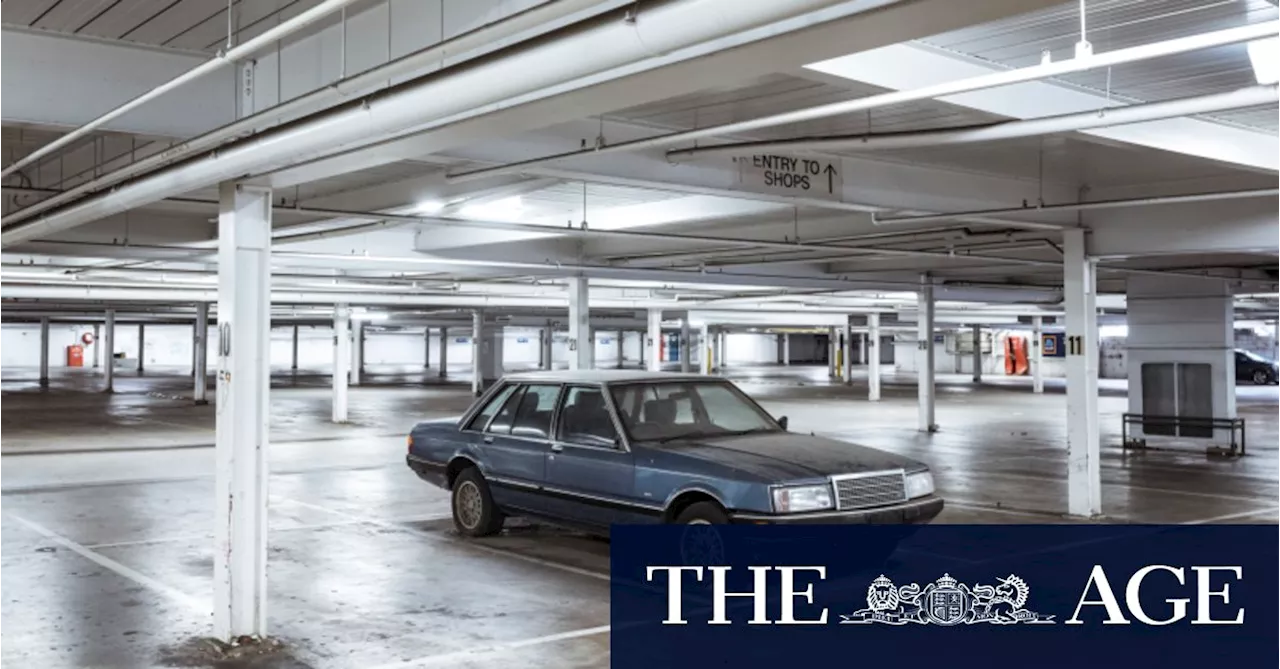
[
  {"left": 674, "top": 501, "right": 730, "bottom": 525},
  {"left": 1252, "top": 369, "right": 1269, "bottom": 385},
  {"left": 452, "top": 468, "right": 504, "bottom": 537}
]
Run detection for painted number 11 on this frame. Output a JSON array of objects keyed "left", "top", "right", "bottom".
[{"left": 1067, "top": 335, "right": 1084, "bottom": 355}]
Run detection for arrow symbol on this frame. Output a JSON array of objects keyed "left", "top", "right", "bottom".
[{"left": 824, "top": 163, "right": 837, "bottom": 194}]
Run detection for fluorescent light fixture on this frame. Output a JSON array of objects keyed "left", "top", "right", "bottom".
[
  {"left": 1247, "top": 37, "right": 1279, "bottom": 84},
  {"left": 413, "top": 200, "right": 445, "bottom": 215},
  {"left": 1098, "top": 324, "right": 1128, "bottom": 338},
  {"left": 351, "top": 308, "right": 388, "bottom": 322}
]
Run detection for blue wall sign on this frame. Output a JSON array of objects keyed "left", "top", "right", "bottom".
[{"left": 1043, "top": 332, "right": 1065, "bottom": 358}]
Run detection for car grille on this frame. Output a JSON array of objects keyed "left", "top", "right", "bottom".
[{"left": 832, "top": 471, "right": 906, "bottom": 510}]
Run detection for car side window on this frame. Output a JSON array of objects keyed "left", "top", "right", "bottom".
[
  {"left": 465, "top": 384, "right": 517, "bottom": 431},
  {"left": 557, "top": 386, "right": 620, "bottom": 448},
  {"left": 486, "top": 385, "right": 527, "bottom": 435},
  {"left": 510, "top": 384, "right": 561, "bottom": 439}
]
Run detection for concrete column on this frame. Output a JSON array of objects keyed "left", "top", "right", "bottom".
[
  {"left": 471, "top": 314, "right": 504, "bottom": 394},
  {"left": 783, "top": 333, "right": 791, "bottom": 366},
  {"left": 867, "top": 313, "right": 881, "bottom": 401},
  {"left": 1127, "top": 275, "right": 1236, "bottom": 444},
  {"left": 92, "top": 324, "right": 100, "bottom": 368},
  {"left": 194, "top": 302, "right": 209, "bottom": 405},
  {"left": 860, "top": 331, "right": 868, "bottom": 367},
  {"left": 103, "top": 310, "right": 115, "bottom": 393},
  {"left": 567, "top": 277, "right": 592, "bottom": 370},
  {"left": 350, "top": 319, "right": 364, "bottom": 386},
  {"left": 918, "top": 277, "right": 936, "bottom": 432},
  {"left": 212, "top": 182, "right": 271, "bottom": 641},
  {"left": 971, "top": 325, "right": 983, "bottom": 384},
  {"left": 775, "top": 334, "right": 784, "bottom": 365},
  {"left": 1031, "top": 317, "right": 1044, "bottom": 394},
  {"left": 616, "top": 331, "right": 625, "bottom": 369},
  {"left": 291, "top": 325, "right": 299, "bottom": 372},
  {"left": 438, "top": 327, "right": 449, "bottom": 378},
  {"left": 541, "top": 325, "right": 553, "bottom": 370},
  {"left": 423, "top": 327, "right": 431, "bottom": 370},
  {"left": 333, "top": 305, "right": 350, "bottom": 423},
  {"left": 700, "top": 323, "right": 712, "bottom": 375},
  {"left": 1063, "top": 229, "right": 1100, "bottom": 517},
  {"left": 827, "top": 328, "right": 837, "bottom": 377},
  {"left": 137, "top": 324, "right": 145, "bottom": 374},
  {"left": 679, "top": 319, "right": 692, "bottom": 373},
  {"left": 638, "top": 330, "right": 646, "bottom": 367},
  {"left": 536, "top": 329, "right": 545, "bottom": 369},
  {"left": 842, "top": 317, "right": 853, "bottom": 386},
  {"left": 647, "top": 309, "right": 662, "bottom": 372},
  {"left": 38, "top": 317, "right": 50, "bottom": 387}
]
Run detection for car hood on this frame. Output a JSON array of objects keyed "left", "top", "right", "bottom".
[{"left": 649, "top": 432, "right": 926, "bottom": 482}]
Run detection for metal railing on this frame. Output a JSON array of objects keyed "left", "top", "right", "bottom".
[{"left": 1121, "top": 413, "right": 1246, "bottom": 455}]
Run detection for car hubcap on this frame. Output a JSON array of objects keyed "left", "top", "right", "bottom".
[
  {"left": 1254, "top": 371, "right": 1267, "bottom": 384},
  {"left": 455, "top": 481, "right": 483, "bottom": 529},
  {"left": 686, "top": 519, "right": 711, "bottom": 525}
]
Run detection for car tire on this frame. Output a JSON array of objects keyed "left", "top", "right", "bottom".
[
  {"left": 674, "top": 501, "right": 730, "bottom": 525},
  {"left": 1252, "top": 369, "right": 1269, "bottom": 385},
  {"left": 451, "top": 468, "right": 504, "bottom": 537}
]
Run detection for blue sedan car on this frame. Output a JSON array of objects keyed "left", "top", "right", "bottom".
[{"left": 406, "top": 371, "right": 943, "bottom": 536}]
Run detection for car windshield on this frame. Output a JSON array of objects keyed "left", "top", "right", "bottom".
[
  {"left": 608, "top": 380, "right": 780, "bottom": 444},
  {"left": 1240, "top": 350, "right": 1271, "bottom": 363}
]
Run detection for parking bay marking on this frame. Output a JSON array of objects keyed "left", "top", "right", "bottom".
[{"left": 274, "top": 496, "right": 612, "bottom": 583}]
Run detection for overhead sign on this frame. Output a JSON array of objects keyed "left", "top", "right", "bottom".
[{"left": 737, "top": 154, "right": 842, "bottom": 199}]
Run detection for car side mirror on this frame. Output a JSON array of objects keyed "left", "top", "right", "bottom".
[{"left": 777, "top": 416, "right": 789, "bottom": 431}]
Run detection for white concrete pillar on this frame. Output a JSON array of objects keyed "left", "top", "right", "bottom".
[
  {"left": 438, "top": 327, "right": 449, "bottom": 378},
  {"left": 291, "top": 325, "right": 299, "bottom": 372},
  {"left": 350, "top": 319, "right": 364, "bottom": 387},
  {"left": 194, "top": 302, "right": 209, "bottom": 405},
  {"left": 423, "top": 327, "right": 431, "bottom": 370},
  {"left": 783, "top": 333, "right": 791, "bottom": 366},
  {"left": 842, "top": 317, "right": 854, "bottom": 386},
  {"left": 647, "top": 309, "right": 662, "bottom": 372},
  {"left": 212, "top": 182, "right": 271, "bottom": 641},
  {"left": 137, "top": 324, "right": 145, "bottom": 373},
  {"left": 971, "top": 325, "right": 983, "bottom": 384},
  {"left": 860, "top": 331, "right": 868, "bottom": 367},
  {"left": 1063, "top": 229, "right": 1100, "bottom": 517},
  {"left": 699, "top": 323, "right": 712, "bottom": 375},
  {"left": 867, "top": 313, "right": 881, "bottom": 401},
  {"left": 616, "top": 331, "right": 625, "bottom": 369},
  {"left": 918, "top": 277, "right": 936, "bottom": 432},
  {"left": 103, "top": 310, "right": 115, "bottom": 393},
  {"left": 92, "top": 323, "right": 100, "bottom": 368},
  {"left": 1031, "top": 316, "right": 1044, "bottom": 394},
  {"left": 679, "top": 319, "right": 692, "bottom": 373},
  {"left": 473, "top": 312, "right": 481, "bottom": 396},
  {"left": 333, "top": 305, "right": 350, "bottom": 423},
  {"left": 541, "top": 325, "right": 553, "bottom": 370},
  {"left": 38, "top": 317, "right": 50, "bottom": 387},
  {"left": 567, "top": 277, "right": 592, "bottom": 370},
  {"left": 827, "top": 328, "right": 837, "bottom": 377}
]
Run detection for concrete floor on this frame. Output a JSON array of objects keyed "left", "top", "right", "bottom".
[{"left": 2, "top": 364, "right": 1276, "bottom": 668}]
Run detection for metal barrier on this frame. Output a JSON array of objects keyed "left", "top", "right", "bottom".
[{"left": 1121, "top": 413, "right": 1246, "bottom": 455}]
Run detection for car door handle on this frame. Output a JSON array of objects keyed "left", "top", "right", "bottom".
[
  {"left": 550, "top": 444, "right": 564, "bottom": 453},
  {"left": 483, "top": 435, "right": 494, "bottom": 444}
]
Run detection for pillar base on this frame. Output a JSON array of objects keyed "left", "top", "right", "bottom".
[{"left": 194, "top": 399, "right": 209, "bottom": 406}]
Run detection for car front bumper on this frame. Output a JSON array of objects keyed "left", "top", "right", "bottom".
[{"left": 730, "top": 495, "right": 944, "bottom": 525}]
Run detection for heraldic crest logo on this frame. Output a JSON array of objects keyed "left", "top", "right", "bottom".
[{"left": 840, "top": 573, "right": 1055, "bottom": 626}]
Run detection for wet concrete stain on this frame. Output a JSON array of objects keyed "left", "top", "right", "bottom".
[{"left": 158, "top": 637, "right": 311, "bottom": 669}]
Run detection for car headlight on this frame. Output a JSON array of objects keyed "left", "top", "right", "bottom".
[
  {"left": 772, "top": 484, "right": 834, "bottom": 513},
  {"left": 905, "top": 471, "right": 935, "bottom": 499}
]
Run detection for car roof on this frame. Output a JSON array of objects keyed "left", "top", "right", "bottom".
[{"left": 500, "top": 370, "right": 714, "bottom": 384}]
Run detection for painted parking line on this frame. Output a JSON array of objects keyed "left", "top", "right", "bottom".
[
  {"left": 4, "top": 512, "right": 204, "bottom": 612},
  {"left": 1179, "top": 507, "right": 1280, "bottom": 525},
  {"left": 274, "top": 496, "right": 612, "bottom": 583},
  {"left": 364, "top": 624, "right": 611, "bottom": 669},
  {"left": 77, "top": 513, "right": 455, "bottom": 550}
]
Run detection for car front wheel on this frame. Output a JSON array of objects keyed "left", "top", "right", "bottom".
[
  {"left": 674, "top": 501, "right": 730, "bottom": 525},
  {"left": 1252, "top": 369, "right": 1270, "bottom": 385},
  {"left": 451, "top": 468, "right": 505, "bottom": 537}
]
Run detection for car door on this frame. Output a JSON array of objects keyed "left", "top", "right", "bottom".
[
  {"left": 1234, "top": 351, "right": 1250, "bottom": 381},
  {"left": 543, "top": 385, "right": 655, "bottom": 528},
  {"left": 467, "top": 383, "right": 559, "bottom": 515}
]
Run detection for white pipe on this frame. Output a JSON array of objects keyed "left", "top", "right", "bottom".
[
  {"left": 0, "top": 0, "right": 616, "bottom": 227},
  {"left": 445, "top": 20, "right": 1280, "bottom": 182},
  {"left": 667, "top": 85, "right": 1280, "bottom": 159},
  {"left": 0, "top": 0, "right": 365, "bottom": 181},
  {"left": 874, "top": 188, "right": 1279, "bottom": 226},
  {"left": 1, "top": 0, "right": 859, "bottom": 248}
]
